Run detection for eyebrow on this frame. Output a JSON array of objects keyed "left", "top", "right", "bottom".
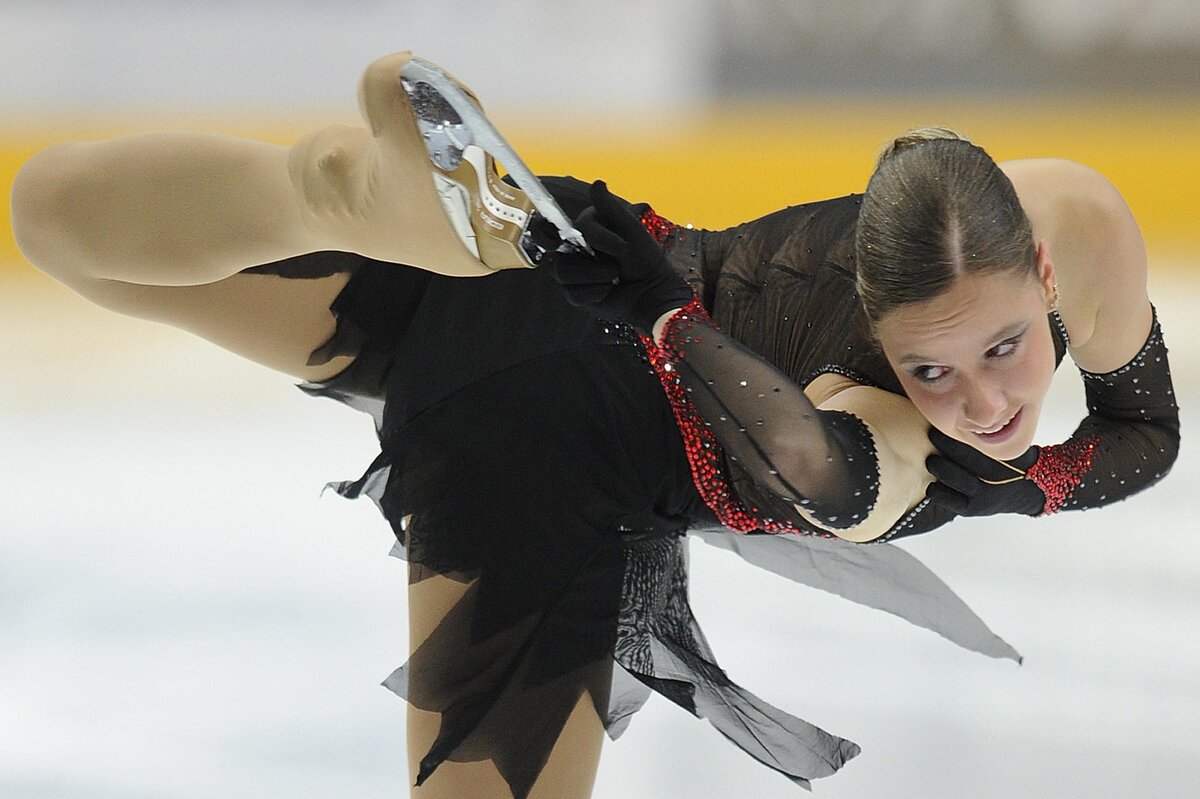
[{"left": 898, "top": 321, "right": 1030, "bottom": 365}]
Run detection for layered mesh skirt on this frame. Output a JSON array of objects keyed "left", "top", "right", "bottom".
[{"left": 270, "top": 254, "right": 1016, "bottom": 797}]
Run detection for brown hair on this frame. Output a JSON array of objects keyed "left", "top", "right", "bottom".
[{"left": 854, "top": 127, "right": 1036, "bottom": 323}]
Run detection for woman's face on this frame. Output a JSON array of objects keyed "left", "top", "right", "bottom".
[{"left": 874, "top": 267, "right": 1057, "bottom": 461}]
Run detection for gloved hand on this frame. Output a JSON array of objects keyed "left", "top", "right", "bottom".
[
  {"left": 521, "top": 175, "right": 599, "bottom": 250},
  {"left": 546, "top": 180, "right": 694, "bottom": 334},
  {"left": 925, "top": 428, "right": 1046, "bottom": 516},
  {"left": 518, "top": 175, "right": 648, "bottom": 253}
]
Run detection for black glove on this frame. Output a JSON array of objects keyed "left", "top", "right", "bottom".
[
  {"left": 522, "top": 175, "right": 602, "bottom": 252},
  {"left": 925, "top": 428, "right": 1046, "bottom": 517},
  {"left": 521, "top": 175, "right": 648, "bottom": 253},
  {"left": 547, "top": 180, "right": 694, "bottom": 334}
]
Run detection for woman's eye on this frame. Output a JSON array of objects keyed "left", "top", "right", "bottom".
[
  {"left": 988, "top": 337, "right": 1021, "bottom": 358},
  {"left": 913, "top": 365, "right": 949, "bottom": 383}
]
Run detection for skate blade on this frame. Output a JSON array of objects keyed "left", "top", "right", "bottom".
[{"left": 398, "top": 56, "right": 591, "bottom": 264}]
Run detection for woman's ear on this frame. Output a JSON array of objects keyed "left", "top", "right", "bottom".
[{"left": 1035, "top": 239, "right": 1058, "bottom": 310}]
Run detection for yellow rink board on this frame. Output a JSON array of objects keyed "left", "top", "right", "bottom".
[{"left": 3, "top": 96, "right": 1198, "bottom": 272}]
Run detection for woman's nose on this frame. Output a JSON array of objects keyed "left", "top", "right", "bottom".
[{"left": 961, "top": 378, "right": 1007, "bottom": 429}]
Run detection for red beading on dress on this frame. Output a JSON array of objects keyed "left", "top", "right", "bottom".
[
  {"left": 1028, "top": 436, "right": 1098, "bottom": 515},
  {"left": 636, "top": 207, "right": 800, "bottom": 533},
  {"left": 640, "top": 300, "right": 800, "bottom": 534},
  {"left": 639, "top": 207, "right": 678, "bottom": 246}
]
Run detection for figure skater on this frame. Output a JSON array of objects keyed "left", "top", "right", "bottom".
[{"left": 10, "top": 51, "right": 1178, "bottom": 799}]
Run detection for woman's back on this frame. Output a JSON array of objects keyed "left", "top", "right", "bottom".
[{"left": 674, "top": 195, "right": 903, "bottom": 396}]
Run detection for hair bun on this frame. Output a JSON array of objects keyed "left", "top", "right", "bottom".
[{"left": 876, "top": 126, "right": 971, "bottom": 168}]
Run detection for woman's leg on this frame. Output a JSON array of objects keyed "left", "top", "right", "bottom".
[
  {"left": 12, "top": 53, "right": 494, "bottom": 284},
  {"left": 9, "top": 52, "right": 500, "bottom": 378},
  {"left": 62, "top": 269, "right": 356, "bottom": 381},
  {"left": 406, "top": 568, "right": 606, "bottom": 799}
]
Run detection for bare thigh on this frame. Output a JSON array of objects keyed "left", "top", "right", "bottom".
[
  {"left": 61, "top": 269, "right": 356, "bottom": 381},
  {"left": 406, "top": 567, "right": 606, "bottom": 799}
]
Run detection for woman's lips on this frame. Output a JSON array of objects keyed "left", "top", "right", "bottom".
[{"left": 971, "top": 408, "right": 1023, "bottom": 445}]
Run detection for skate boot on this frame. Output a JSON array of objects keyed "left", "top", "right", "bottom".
[{"left": 397, "top": 56, "right": 590, "bottom": 270}]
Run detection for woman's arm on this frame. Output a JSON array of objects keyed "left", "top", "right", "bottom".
[
  {"left": 803, "top": 375, "right": 934, "bottom": 541},
  {"left": 650, "top": 300, "right": 932, "bottom": 541},
  {"left": 1020, "top": 161, "right": 1179, "bottom": 510}
]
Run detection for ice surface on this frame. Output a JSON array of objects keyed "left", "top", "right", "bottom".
[{"left": 1, "top": 267, "right": 1197, "bottom": 798}]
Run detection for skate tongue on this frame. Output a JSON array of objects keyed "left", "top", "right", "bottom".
[{"left": 399, "top": 57, "right": 591, "bottom": 256}]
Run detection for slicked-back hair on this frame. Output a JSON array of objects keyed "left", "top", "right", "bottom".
[{"left": 855, "top": 127, "right": 1037, "bottom": 324}]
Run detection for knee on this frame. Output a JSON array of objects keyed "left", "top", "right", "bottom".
[{"left": 11, "top": 143, "right": 83, "bottom": 278}]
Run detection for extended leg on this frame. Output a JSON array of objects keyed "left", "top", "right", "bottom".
[
  {"left": 9, "top": 53, "right": 505, "bottom": 377},
  {"left": 11, "top": 55, "right": 497, "bottom": 284}
]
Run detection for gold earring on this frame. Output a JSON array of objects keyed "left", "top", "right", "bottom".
[{"left": 1050, "top": 282, "right": 1060, "bottom": 312}]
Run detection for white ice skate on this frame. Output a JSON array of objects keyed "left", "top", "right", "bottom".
[{"left": 398, "top": 56, "right": 590, "bottom": 270}]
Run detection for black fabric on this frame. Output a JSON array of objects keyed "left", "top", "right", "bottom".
[
  {"left": 1059, "top": 309, "right": 1179, "bottom": 510},
  {"left": 547, "top": 180, "right": 696, "bottom": 333},
  {"left": 301, "top": 259, "right": 861, "bottom": 796},
  {"left": 657, "top": 304, "right": 880, "bottom": 529},
  {"left": 924, "top": 428, "right": 1046, "bottom": 516},
  {"left": 369, "top": 345, "right": 688, "bottom": 798},
  {"left": 673, "top": 195, "right": 903, "bottom": 395},
  {"left": 546, "top": 185, "right": 880, "bottom": 529},
  {"left": 244, "top": 249, "right": 368, "bottom": 280},
  {"left": 261, "top": 188, "right": 1176, "bottom": 794}
]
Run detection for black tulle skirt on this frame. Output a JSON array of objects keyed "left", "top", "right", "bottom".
[{"left": 280, "top": 254, "right": 1018, "bottom": 798}]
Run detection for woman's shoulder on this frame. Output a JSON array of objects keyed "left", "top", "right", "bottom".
[
  {"left": 1000, "top": 158, "right": 1132, "bottom": 240},
  {"left": 1002, "top": 158, "right": 1153, "bottom": 371}
]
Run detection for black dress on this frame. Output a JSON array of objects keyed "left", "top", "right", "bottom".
[{"left": 248, "top": 192, "right": 1108, "bottom": 797}]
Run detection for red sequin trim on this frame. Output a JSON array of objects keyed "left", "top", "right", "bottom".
[
  {"left": 1027, "top": 436, "right": 1099, "bottom": 515},
  {"left": 640, "top": 299, "right": 798, "bottom": 534},
  {"left": 639, "top": 207, "right": 679, "bottom": 246}
]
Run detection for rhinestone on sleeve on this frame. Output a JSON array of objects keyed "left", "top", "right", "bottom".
[{"left": 641, "top": 301, "right": 799, "bottom": 534}]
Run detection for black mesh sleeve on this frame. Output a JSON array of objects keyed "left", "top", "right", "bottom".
[
  {"left": 1041, "top": 309, "right": 1179, "bottom": 512},
  {"left": 655, "top": 301, "right": 881, "bottom": 530}
]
